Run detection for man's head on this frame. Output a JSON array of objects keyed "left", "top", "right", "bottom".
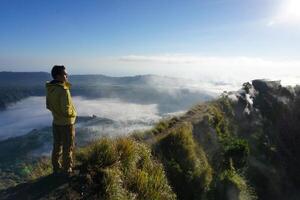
[{"left": 51, "top": 65, "right": 68, "bottom": 82}]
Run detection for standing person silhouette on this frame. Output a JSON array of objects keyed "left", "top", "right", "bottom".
[{"left": 46, "top": 65, "right": 77, "bottom": 176}]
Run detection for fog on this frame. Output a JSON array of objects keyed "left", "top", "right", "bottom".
[
  {"left": 0, "top": 97, "right": 52, "bottom": 140},
  {"left": 0, "top": 96, "right": 165, "bottom": 141},
  {"left": 74, "top": 97, "right": 160, "bottom": 122}
]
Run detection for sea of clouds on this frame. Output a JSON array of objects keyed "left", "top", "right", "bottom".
[{"left": 0, "top": 96, "right": 164, "bottom": 141}]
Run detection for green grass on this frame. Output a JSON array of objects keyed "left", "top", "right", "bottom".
[
  {"left": 0, "top": 157, "right": 52, "bottom": 190},
  {"left": 131, "top": 117, "right": 180, "bottom": 143},
  {"left": 76, "top": 137, "right": 176, "bottom": 200},
  {"left": 154, "top": 122, "right": 212, "bottom": 200},
  {"left": 214, "top": 169, "right": 257, "bottom": 200},
  {"left": 208, "top": 101, "right": 250, "bottom": 170}
]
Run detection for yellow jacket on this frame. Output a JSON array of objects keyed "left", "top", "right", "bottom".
[{"left": 46, "top": 80, "right": 77, "bottom": 125}]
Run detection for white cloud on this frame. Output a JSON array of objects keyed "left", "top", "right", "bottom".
[
  {"left": 2, "top": 53, "right": 300, "bottom": 86},
  {"left": 0, "top": 96, "right": 162, "bottom": 140},
  {"left": 73, "top": 97, "right": 160, "bottom": 122},
  {"left": 120, "top": 54, "right": 299, "bottom": 67},
  {"left": 119, "top": 54, "right": 300, "bottom": 85}
]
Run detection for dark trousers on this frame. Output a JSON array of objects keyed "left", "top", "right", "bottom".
[{"left": 52, "top": 124, "right": 75, "bottom": 173}]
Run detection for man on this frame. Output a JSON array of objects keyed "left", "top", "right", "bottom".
[{"left": 46, "top": 65, "right": 77, "bottom": 175}]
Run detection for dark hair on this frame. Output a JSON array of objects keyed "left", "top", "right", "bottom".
[{"left": 51, "top": 65, "right": 66, "bottom": 79}]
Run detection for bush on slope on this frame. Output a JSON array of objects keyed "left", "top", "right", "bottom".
[{"left": 76, "top": 137, "right": 176, "bottom": 200}]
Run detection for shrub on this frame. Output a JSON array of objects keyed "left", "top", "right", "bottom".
[
  {"left": 155, "top": 122, "right": 212, "bottom": 200},
  {"left": 223, "top": 138, "right": 250, "bottom": 169},
  {"left": 214, "top": 169, "right": 257, "bottom": 200},
  {"left": 18, "top": 157, "right": 52, "bottom": 180},
  {"left": 76, "top": 137, "right": 176, "bottom": 200},
  {"left": 208, "top": 103, "right": 250, "bottom": 170}
]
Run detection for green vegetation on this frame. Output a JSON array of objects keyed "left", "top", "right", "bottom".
[
  {"left": 19, "top": 158, "right": 52, "bottom": 180},
  {"left": 0, "top": 128, "right": 53, "bottom": 190},
  {"left": 214, "top": 169, "right": 257, "bottom": 200},
  {"left": 76, "top": 137, "right": 176, "bottom": 200},
  {"left": 154, "top": 122, "right": 212, "bottom": 200},
  {"left": 0, "top": 157, "right": 52, "bottom": 190},
  {"left": 222, "top": 138, "right": 249, "bottom": 169},
  {"left": 208, "top": 102, "right": 250, "bottom": 170}
]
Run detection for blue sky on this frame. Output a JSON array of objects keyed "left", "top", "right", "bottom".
[{"left": 0, "top": 0, "right": 300, "bottom": 82}]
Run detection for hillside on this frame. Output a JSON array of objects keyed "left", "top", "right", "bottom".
[{"left": 1, "top": 80, "right": 300, "bottom": 200}]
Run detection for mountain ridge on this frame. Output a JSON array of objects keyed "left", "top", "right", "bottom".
[{"left": 1, "top": 79, "right": 300, "bottom": 199}]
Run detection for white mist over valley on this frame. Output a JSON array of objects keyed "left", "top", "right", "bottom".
[{"left": 0, "top": 96, "right": 168, "bottom": 141}]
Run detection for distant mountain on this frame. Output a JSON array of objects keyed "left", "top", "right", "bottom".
[
  {"left": 0, "top": 71, "right": 186, "bottom": 86},
  {"left": 0, "top": 71, "right": 51, "bottom": 86},
  {"left": 0, "top": 72, "right": 214, "bottom": 113}
]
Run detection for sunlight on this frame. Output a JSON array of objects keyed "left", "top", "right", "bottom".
[
  {"left": 270, "top": 0, "right": 300, "bottom": 25},
  {"left": 281, "top": 0, "right": 300, "bottom": 20}
]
